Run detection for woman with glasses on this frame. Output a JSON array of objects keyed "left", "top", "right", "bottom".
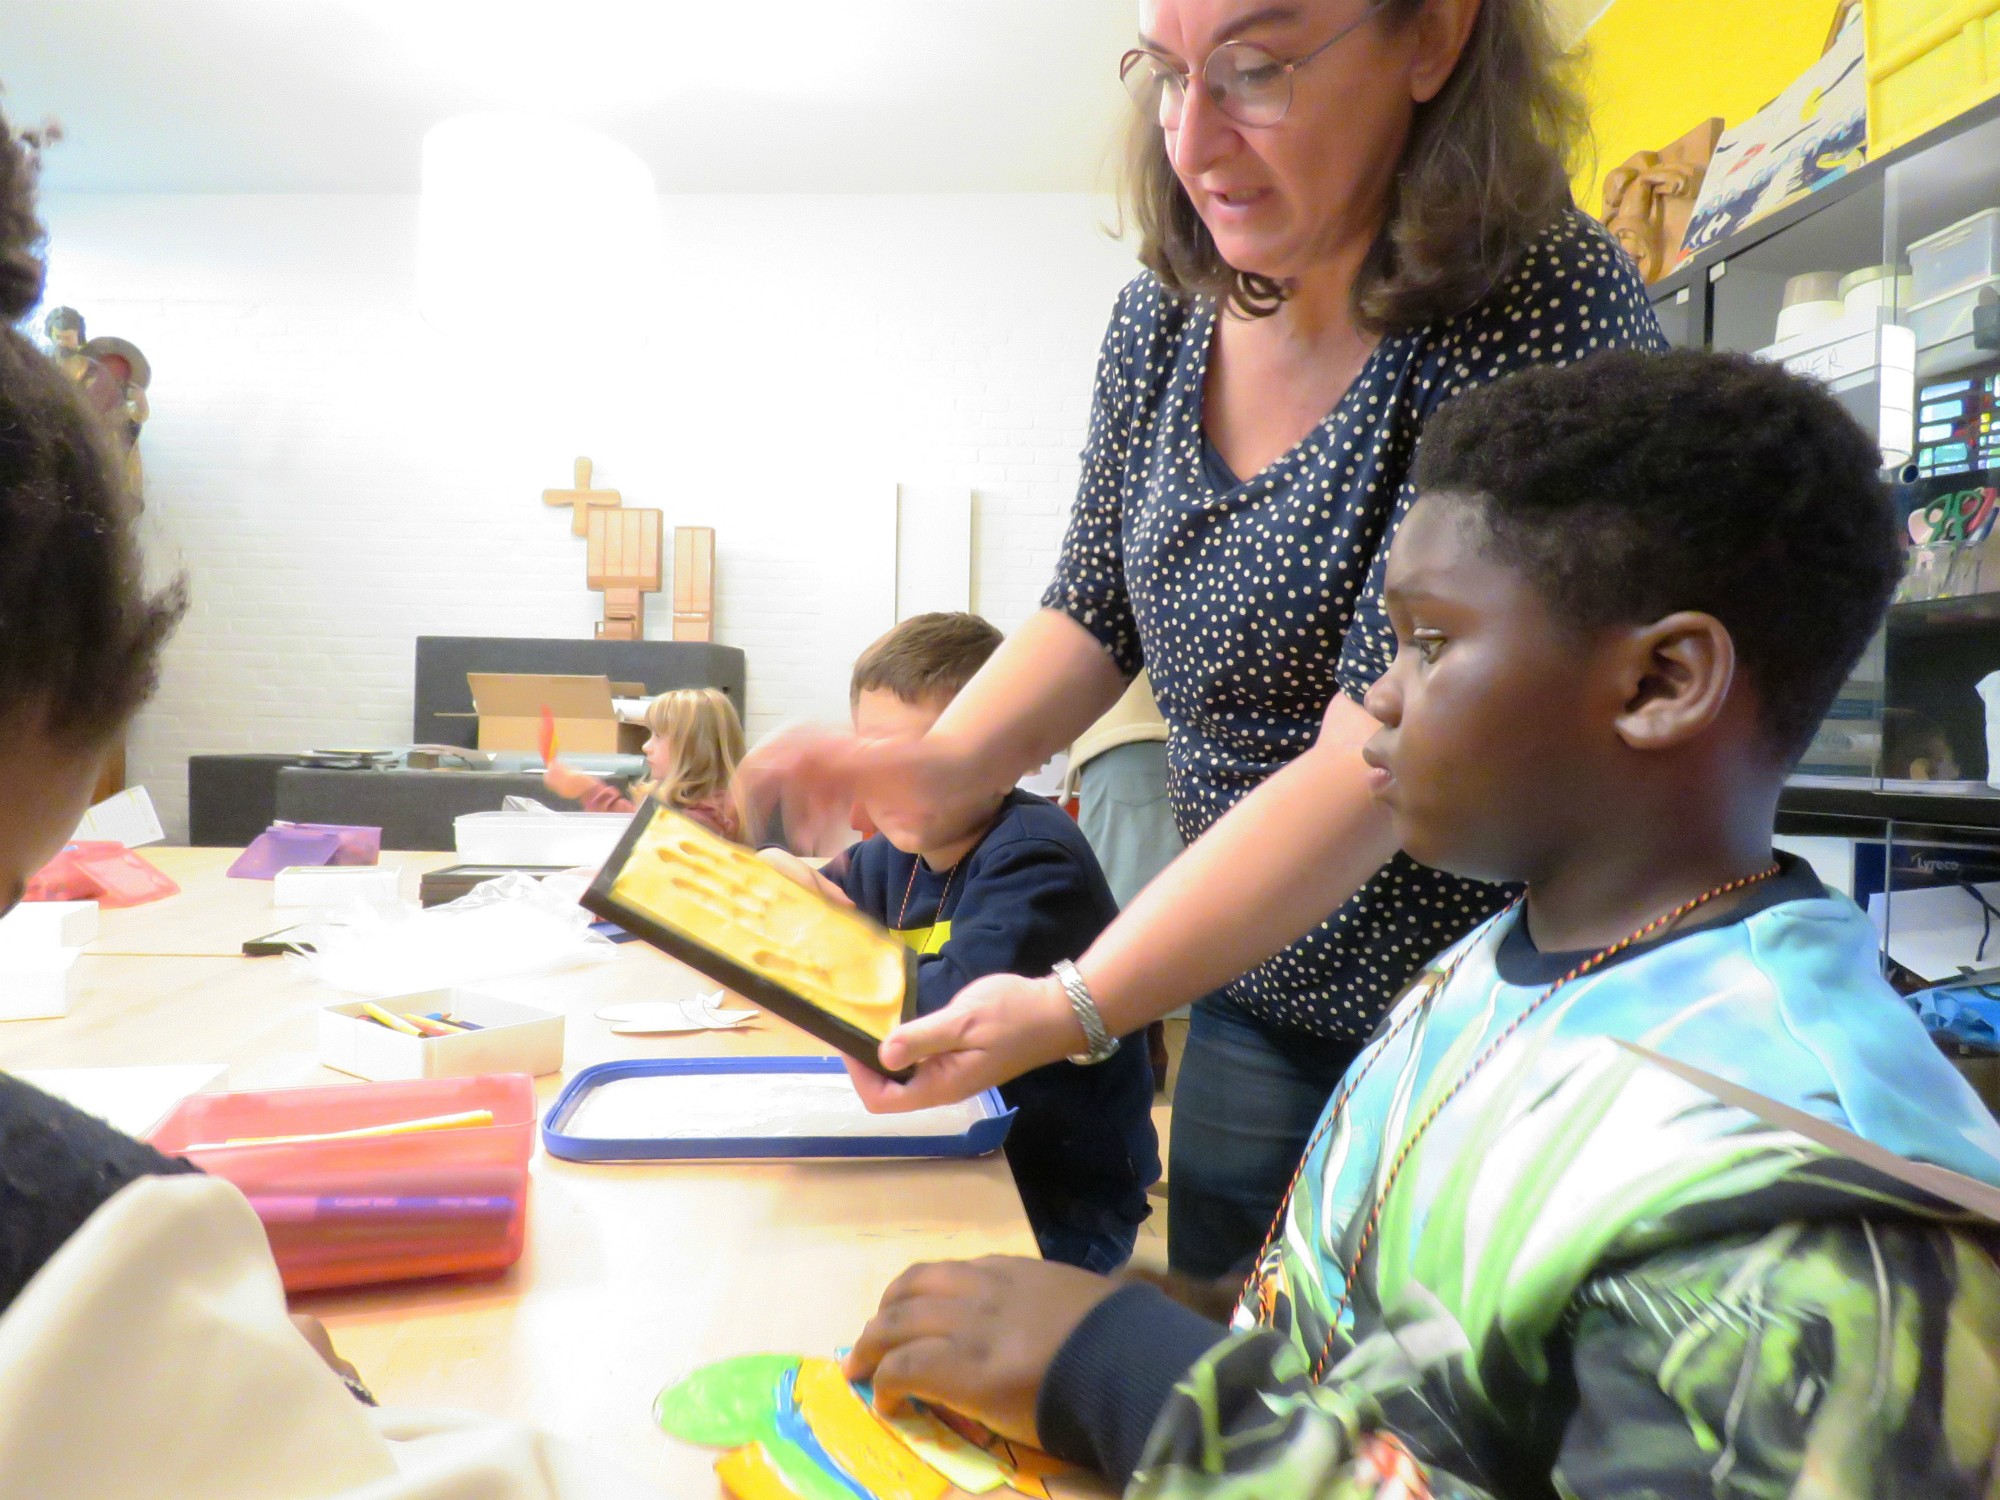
[{"left": 751, "top": 0, "right": 1661, "bottom": 1278}]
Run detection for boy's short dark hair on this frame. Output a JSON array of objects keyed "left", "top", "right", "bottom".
[
  {"left": 851, "top": 612, "right": 1004, "bottom": 708},
  {"left": 1413, "top": 349, "right": 1902, "bottom": 761},
  {"left": 0, "top": 109, "right": 185, "bottom": 749}
]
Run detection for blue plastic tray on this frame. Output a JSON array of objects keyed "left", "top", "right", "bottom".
[{"left": 541, "top": 1057, "right": 1016, "bottom": 1162}]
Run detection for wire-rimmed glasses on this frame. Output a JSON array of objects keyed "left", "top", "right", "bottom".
[{"left": 1119, "top": 6, "right": 1382, "bottom": 130}]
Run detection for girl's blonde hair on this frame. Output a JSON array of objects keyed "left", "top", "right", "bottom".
[{"left": 638, "top": 688, "right": 746, "bottom": 819}]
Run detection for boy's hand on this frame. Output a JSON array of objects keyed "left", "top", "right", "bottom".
[
  {"left": 845, "top": 1257, "right": 1120, "bottom": 1446},
  {"left": 843, "top": 971, "right": 1086, "bottom": 1113},
  {"left": 755, "top": 846, "right": 854, "bottom": 907},
  {"left": 757, "top": 845, "right": 818, "bottom": 888}
]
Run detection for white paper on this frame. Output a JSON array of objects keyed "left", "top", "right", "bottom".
[
  {"left": 1865, "top": 879, "right": 2000, "bottom": 983},
  {"left": 559, "top": 1071, "right": 989, "bottom": 1141},
  {"left": 292, "top": 873, "right": 616, "bottom": 997},
  {"left": 15, "top": 1064, "right": 226, "bottom": 1139},
  {"left": 612, "top": 697, "right": 653, "bottom": 726},
  {"left": 71, "top": 786, "right": 164, "bottom": 848}
]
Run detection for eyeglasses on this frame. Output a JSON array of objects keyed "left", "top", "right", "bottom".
[{"left": 1119, "top": 6, "right": 1383, "bottom": 130}]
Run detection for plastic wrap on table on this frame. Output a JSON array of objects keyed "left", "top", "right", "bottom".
[
  {"left": 1908, "top": 982, "right": 2000, "bottom": 1050},
  {"left": 289, "top": 871, "right": 614, "bottom": 998}
]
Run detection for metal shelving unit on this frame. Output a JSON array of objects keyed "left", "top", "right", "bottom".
[{"left": 1639, "top": 98, "right": 2000, "bottom": 990}]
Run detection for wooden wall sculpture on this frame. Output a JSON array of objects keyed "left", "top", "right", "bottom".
[
  {"left": 1601, "top": 118, "right": 1725, "bottom": 282},
  {"left": 588, "top": 507, "right": 664, "bottom": 641}
]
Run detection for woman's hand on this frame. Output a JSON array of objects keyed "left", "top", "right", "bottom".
[
  {"left": 738, "top": 725, "right": 999, "bottom": 857},
  {"left": 845, "top": 1257, "right": 1120, "bottom": 1446},
  {"left": 845, "top": 971, "right": 1086, "bottom": 1113}
]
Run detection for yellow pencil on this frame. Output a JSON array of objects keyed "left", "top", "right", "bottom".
[
  {"left": 360, "top": 1001, "right": 424, "bottom": 1036},
  {"left": 188, "top": 1108, "right": 495, "bottom": 1151}
]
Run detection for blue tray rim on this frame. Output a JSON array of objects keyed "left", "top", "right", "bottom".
[{"left": 540, "top": 1056, "right": 1016, "bottom": 1161}]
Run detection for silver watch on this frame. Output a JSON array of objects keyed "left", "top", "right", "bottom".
[{"left": 1052, "top": 959, "right": 1120, "bottom": 1065}]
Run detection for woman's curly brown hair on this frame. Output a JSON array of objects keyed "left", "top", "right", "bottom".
[
  {"left": 1122, "top": 0, "right": 1587, "bottom": 330},
  {"left": 0, "top": 103, "right": 186, "bottom": 749}
]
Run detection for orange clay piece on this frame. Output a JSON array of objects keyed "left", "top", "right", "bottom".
[
  {"left": 792, "top": 1358, "right": 951, "bottom": 1500},
  {"left": 716, "top": 1441, "right": 811, "bottom": 1500}
]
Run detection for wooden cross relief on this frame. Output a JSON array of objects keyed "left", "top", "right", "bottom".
[
  {"left": 588, "top": 507, "right": 664, "bottom": 641},
  {"left": 542, "top": 456, "right": 622, "bottom": 536}
]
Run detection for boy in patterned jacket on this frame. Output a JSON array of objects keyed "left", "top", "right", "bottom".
[{"left": 843, "top": 350, "right": 2000, "bottom": 1497}]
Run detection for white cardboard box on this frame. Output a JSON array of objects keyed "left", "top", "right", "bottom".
[
  {"left": 0, "top": 900, "right": 99, "bottom": 950},
  {"left": 318, "top": 989, "right": 565, "bottom": 1081},
  {"left": 272, "top": 864, "right": 403, "bottom": 909},
  {"left": 454, "top": 811, "right": 630, "bottom": 867},
  {"left": 0, "top": 949, "right": 80, "bottom": 1020}
]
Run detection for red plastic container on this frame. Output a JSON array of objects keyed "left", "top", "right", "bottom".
[{"left": 147, "top": 1074, "right": 535, "bottom": 1292}]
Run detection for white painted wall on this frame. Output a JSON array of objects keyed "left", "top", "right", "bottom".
[{"left": 38, "top": 193, "right": 1137, "bottom": 839}]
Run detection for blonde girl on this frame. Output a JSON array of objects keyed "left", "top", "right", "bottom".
[{"left": 546, "top": 687, "right": 746, "bottom": 841}]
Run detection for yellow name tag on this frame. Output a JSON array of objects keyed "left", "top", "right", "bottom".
[{"left": 895, "top": 920, "right": 952, "bottom": 956}]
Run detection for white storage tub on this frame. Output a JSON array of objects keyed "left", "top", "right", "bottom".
[
  {"left": 273, "top": 864, "right": 403, "bottom": 909},
  {"left": 1908, "top": 273, "right": 2000, "bottom": 350},
  {"left": 0, "top": 949, "right": 80, "bottom": 1020},
  {"left": 0, "top": 900, "right": 98, "bottom": 950},
  {"left": 1910, "top": 209, "right": 2000, "bottom": 306}
]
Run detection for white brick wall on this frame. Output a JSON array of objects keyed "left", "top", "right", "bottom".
[{"left": 39, "top": 193, "right": 1137, "bottom": 839}]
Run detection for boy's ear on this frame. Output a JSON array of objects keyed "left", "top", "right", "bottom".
[{"left": 1609, "top": 612, "right": 1736, "bottom": 752}]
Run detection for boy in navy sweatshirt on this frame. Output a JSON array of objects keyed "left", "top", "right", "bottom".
[{"left": 764, "top": 613, "right": 1159, "bottom": 1271}]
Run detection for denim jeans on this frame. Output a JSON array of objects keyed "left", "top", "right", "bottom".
[
  {"left": 1167, "top": 993, "right": 1363, "bottom": 1279},
  {"left": 1037, "top": 1217, "right": 1140, "bottom": 1275}
]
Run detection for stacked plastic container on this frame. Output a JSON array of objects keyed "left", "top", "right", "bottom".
[
  {"left": 1907, "top": 209, "right": 2000, "bottom": 364},
  {"left": 1866, "top": 0, "right": 2000, "bottom": 157},
  {"left": 147, "top": 1074, "right": 536, "bottom": 1292}
]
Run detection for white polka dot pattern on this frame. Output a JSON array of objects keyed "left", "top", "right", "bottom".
[{"left": 1042, "top": 212, "right": 1664, "bottom": 1041}]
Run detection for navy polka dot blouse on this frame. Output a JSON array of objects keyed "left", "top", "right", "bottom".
[{"left": 1043, "top": 211, "right": 1664, "bottom": 1043}]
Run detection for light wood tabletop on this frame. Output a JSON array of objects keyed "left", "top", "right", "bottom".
[
  {"left": 1, "top": 852, "right": 1046, "bottom": 1496},
  {"left": 87, "top": 846, "right": 461, "bottom": 957}
]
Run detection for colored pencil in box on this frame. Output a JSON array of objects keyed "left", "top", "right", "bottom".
[
  {"left": 359, "top": 1002, "right": 423, "bottom": 1036},
  {"left": 400, "top": 1013, "right": 466, "bottom": 1037}
]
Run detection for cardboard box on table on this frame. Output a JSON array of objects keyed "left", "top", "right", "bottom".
[{"left": 447, "top": 673, "right": 647, "bottom": 755}]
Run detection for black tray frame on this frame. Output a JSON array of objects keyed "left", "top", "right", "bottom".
[{"left": 581, "top": 803, "right": 919, "bottom": 1080}]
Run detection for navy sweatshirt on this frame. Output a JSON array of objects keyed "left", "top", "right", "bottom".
[{"left": 830, "top": 791, "right": 1160, "bottom": 1241}]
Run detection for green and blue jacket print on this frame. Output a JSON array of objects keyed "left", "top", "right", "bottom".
[{"left": 1038, "top": 860, "right": 2000, "bottom": 1497}]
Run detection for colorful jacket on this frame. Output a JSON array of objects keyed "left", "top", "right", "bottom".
[{"left": 1043, "top": 864, "right": 2000, "bottom": 1497}]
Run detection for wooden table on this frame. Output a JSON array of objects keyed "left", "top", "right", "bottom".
[
  {"left": 87, "top": 847, "right": 460, "bottom": 957},
  {"left": 2, "top": 849, "right": 1041, "bottom": 1495}
]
